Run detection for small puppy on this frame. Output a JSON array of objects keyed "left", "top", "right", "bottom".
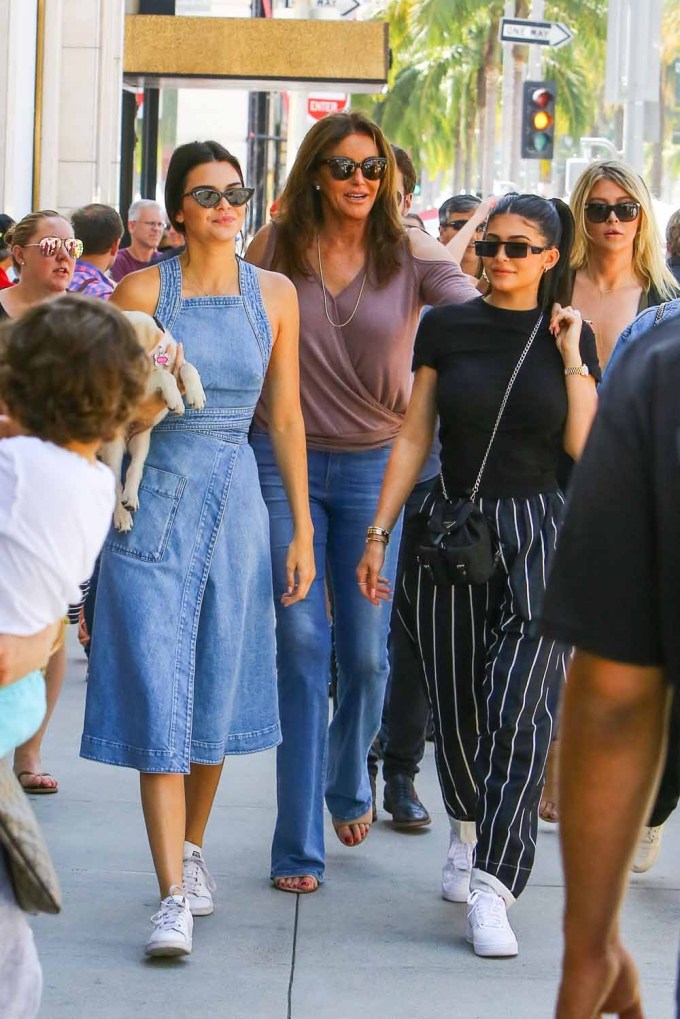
[{"left": 101, "top": 311, "right": 206, "bottom": 532}]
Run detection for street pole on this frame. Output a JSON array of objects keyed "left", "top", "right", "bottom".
[
  {"left": 501, "top": 0, "right": 516, "bottom": 185},
  {"left": 526, "top": 0, "right": 544, "bottom": 190}
]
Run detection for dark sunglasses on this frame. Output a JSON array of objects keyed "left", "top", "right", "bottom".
[
  {"left": 318, "top": 157, "right": 388, "bottom": 181},
  {"left": 182, "top": 186, "right": 255, "bottom": 209},
  {"left": 23, "top": 236, "right": 83, "bottom": 259},
  {"left": 440, "top": 219, "right": 485, "bottom": 232},
  {"left": 475, "top": 240, "right": 550, "bottom": 258},
  {"left": 584, "top": 201, "right": 640, "bottom": 224}
]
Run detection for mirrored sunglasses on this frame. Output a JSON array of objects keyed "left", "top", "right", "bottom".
[
  {"left": 475, "top": 240, "right": 549, "bottom": 259},
  {"left": 182, "top": 186, "right": 255, "bottom": 209},
  {"left": 584, "top": 202, "right": 640, "bottom": 224},
  {"left": 318, "top": 157, "right": 388, "bottom": 181},
  {"left": 23, "top": 236, "right": 84, "bottom": 259}
]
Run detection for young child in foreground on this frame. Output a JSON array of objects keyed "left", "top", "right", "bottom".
[{"left": 0, "top": 295, "right": 149, "bottom": 756}]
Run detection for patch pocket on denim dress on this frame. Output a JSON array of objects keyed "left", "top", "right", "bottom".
[{"left": 104, "top": 465, "right": 186, "bottom": 563}]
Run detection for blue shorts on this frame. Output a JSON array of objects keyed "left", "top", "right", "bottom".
[{"left": 0, "top": 671, "right": 46, "bottom": 757}]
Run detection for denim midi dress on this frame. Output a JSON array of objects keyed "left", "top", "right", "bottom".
[{"left": 80, "top": 258, "right": 280, "bottom": 773}]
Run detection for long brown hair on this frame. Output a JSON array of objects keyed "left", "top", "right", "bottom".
[{"left": 273, "top": 112, "right": 406, "bottom": 285}]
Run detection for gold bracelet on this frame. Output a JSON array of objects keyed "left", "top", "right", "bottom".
[
  {"left": 366, "top": 535, "right": 389, "bottom": 545},
  {"left": 367, "top": 525, "right": 390, "bottom": 544}
]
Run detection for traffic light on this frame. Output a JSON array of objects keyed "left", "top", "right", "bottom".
[{"left": 521, "top": 80, "right": 556, "bottom": 160}]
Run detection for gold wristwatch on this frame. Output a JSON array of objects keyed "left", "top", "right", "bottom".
[{"left": 564, "top": 364, "right": 589, "bottom": 376}]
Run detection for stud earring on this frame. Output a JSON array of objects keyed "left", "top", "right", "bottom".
[{"left": 314, "top": 184, "right": 321, "bottom": 191}]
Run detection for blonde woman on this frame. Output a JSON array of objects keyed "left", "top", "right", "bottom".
[
  {"left": 569, "top": 160, "right": 678, "bottom": 369},
  {"left": 539, "top": 161, "right": 679, "bottom": 824}
]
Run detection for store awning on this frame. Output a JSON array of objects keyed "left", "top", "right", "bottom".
[{"left": 123, "top": 14, "right": 389, "bottom": 93}]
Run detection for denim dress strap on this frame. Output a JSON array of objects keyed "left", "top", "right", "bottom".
[
  {"left": 155, "top": 258, "right": 183, "bottom": 334},
  {"left": 238, "top": 258, "right": 274, "bottom": 365}
]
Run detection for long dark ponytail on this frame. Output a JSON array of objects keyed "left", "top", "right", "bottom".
[{"left": 485, "top": 193, "right": 575, "bottom": 309}]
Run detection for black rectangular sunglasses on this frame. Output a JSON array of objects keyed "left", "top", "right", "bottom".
[
  {"left": 584, "top": 201, "right": 640, "bottom": 223},
  {"left": 182, "top": 186, "right": 255, "bottom": 209},
  {"left": 318, "top": 157, "right": 388, "bottom": 181},
  {"left": 475, "top": 240, "right": 549, "bottom": 258}
]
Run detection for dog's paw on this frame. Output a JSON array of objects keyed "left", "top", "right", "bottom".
[
  {"left": 185, "top": 381, "right": 207, "bottom": 410},
  {"left": 113, "top": 504, "right": 134, "bottom": 532},
  {"left": 121, "top": 487, "right": 140, "bottom": 511},
  {"left": 166, "top": 392, "right": 185, "bottom": 415}
]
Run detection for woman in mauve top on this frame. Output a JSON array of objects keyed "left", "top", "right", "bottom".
[{"left": 247, "top": 112, "right": 477, "bottom": 892}]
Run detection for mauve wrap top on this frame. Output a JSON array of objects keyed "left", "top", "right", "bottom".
[{"left": 254, "top": 226, "right": 478, "bottom": 451}]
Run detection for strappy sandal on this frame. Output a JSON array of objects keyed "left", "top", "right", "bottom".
[
  {"left": 332, "top": 809, "right": 373, "bottom": 847},
  {"left": 272, "top": 875, "right": 319, "bottom": 895}
]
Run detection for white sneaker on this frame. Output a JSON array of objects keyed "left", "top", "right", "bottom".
[
  {"left": 442, "top": 829, "right": 474, "bottom": 902},
  {"left": 183, "top": 844, "right": 217, "bottom": 916},
  {"left": 631, "top": 824, "right": 665, "bottom": 873},
  {"left": 145, "top": 890, "right": 193, "bottom": 957},
  {"left": 466, "top": 889, "right": 518, "bottom": 958}
]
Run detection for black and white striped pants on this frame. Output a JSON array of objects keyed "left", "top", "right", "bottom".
[{"left": 396, "top": 490, "right": 568, "bottom": 902}]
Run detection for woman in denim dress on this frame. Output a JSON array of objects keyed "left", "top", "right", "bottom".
[{"left": 81, "top": 141, "right": 314, "bottom": 957}]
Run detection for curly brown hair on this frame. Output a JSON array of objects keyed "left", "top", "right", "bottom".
[
  {"left": 0, "top": 295, "right": 150, "bottom": 445},
  {"left": 273, "top": 112, "right": 406, "bottom": 285}
]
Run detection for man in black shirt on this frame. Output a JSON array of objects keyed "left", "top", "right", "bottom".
[{"left": 542, "top": 317, "right": 680, "bottom": 1017}]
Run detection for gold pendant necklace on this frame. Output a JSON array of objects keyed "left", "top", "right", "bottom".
[{"left": 316, "top": 234, "right": 367, "bottom": 329}]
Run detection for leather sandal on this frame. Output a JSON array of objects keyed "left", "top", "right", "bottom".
[
  {"left": 272, "top": 875, "right": 319, "bottom": 894},
  {"left": 332, "top": 809, "right": 373, "bottom": 847},
  {"left": 15, "top": 771, "right": 58, "bottom": 795}
]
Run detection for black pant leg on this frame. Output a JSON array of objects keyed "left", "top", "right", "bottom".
[{"left": 381, "top": 478, "right": 435, "bottom": 781}]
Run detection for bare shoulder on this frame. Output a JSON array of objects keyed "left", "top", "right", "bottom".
[
  {"left": 407, "top": 227, "right": 455, "bottom": 263},
  {"left": 245, "top": 222, "right": 274, "bottom": 267},
  {"left": 110, "top": 264, "right": 161, "bottom": 315},
  {"left": 255, "top": 265, "right": 296, "bottom": 302}
]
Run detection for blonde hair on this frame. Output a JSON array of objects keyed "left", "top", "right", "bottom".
[
  {"left": 570, "top": 161, "right": 678, "bottom": 301},
  {"left": 6, "top": 209, "right": 67, "bottom": 273}
]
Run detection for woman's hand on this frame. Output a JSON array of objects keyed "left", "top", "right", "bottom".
[
  {"left": 356, "top": 540, "right": 392, "bottom": 607},
  {"left": 550, "top": 303, "right": 584, "bottom": 366},
  {"left": 557, "top": 940, "right": 643, "bottom": 1018},
  {"left": 0, "top": 415, "right": 21, "bottom": 439},
  {"left": 281, "top": 531, "right": 316, "bottom": 607},
  {"left": 0, "top": 623, "right": 60, "bottom": 686}
]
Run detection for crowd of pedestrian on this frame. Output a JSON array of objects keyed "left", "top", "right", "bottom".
[{"left": 1, "top": 110, "right": 680, "bottom": 1017}]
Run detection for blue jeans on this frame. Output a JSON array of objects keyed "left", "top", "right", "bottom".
[{"left": 251, "top": 433, "right": 403, "bottom": 880}]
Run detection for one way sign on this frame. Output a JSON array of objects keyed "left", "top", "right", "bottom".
[{"left": 499, "top": 18, "right": 573, "bottom": 48}]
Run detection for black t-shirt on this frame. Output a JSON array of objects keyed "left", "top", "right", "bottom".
[
  {"left": 413, "top": 297, "right": 600, "bottom": 498},
  {"left": 542, "top": 319, "right": 680, "bottom": 683}
]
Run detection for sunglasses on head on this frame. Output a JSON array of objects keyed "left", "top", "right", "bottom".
[
  {"left": 182, "top": 186, "right": 255, "bottom": 209},
  {"left": 475, "top": 240, "right": 550, "bottom": 259},
  {"left": 440, "top": 219, "right": 485, "bottom": 232},
  {"left": 318, "top": 157, "right": 388, "bottom": 181},
  {"left": 584, "top": 201, "right": 640, "bottom": 224},
  {"left": 23, "top": 236, "right": 84, "bottom": 259}
]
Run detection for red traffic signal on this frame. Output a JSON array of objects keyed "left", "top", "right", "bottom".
[{"left": 521, "top": 80, "right": 556, "bottom": 160}]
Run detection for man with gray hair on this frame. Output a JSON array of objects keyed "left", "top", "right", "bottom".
[{"left": 110, "top": 199, "right": 165, "bottom": 282}]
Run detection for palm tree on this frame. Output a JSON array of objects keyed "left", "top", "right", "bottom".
[{"left": 355, "top": 0, "right": 608, "bottom": 195}]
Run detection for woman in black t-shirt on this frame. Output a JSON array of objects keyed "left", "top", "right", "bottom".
[{"left": 357, "top": 194, "right": 599, "bottom": 958}]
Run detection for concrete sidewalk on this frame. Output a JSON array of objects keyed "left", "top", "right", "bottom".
[{"left": 28, "top": 633, "right": 679, "bottom": 1018}]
